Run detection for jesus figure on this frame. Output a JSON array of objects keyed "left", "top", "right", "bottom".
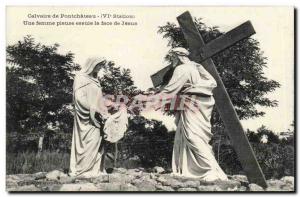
[{"left": 141, "top": 47, "right": 228, "bottom": 181}]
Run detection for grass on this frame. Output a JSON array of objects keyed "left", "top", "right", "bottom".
[{"left": 6, "top": 151, "right": 70, "bottom": 175}]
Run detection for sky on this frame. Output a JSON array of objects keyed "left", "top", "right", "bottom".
[{"left": 6, "top": 6, "right": 294, "bottom": 133}]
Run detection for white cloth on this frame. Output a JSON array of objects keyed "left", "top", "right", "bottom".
[
  {"left": 104, "top": 105, "right": 128, "bottom": 143},
  {"left": 160, "top": 61, "right": 227, "bottom": 181}
]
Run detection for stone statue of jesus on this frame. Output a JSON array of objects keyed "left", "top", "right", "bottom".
[{"left": 142, "top": 47, "right": 228, "bottom": 181}]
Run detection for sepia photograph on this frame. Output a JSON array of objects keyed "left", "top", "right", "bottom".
[{"left": 5, "top": 6, "right": 295, "bottom": 192}]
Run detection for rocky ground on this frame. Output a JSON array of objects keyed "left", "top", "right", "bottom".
[{"left": 6, "top": 167, "right": 294, "bottom": 192}]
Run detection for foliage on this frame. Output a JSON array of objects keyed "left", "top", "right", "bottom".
[
  {"left": 116, "top": 116, "right": 174, "bottom": 169},
  {"left": 247, "top": 125, "right": 280, "bottom": 144},
  {"left": 6, "top": 132, "right": 72, "bottom": 154},
  {"left": 7, "top": 151, "right": 70, "bottom": 174},
  {"left": 99, "top": 61, "right": 139, "bottom": 98},
  {"left": 6, "top": 35, "right": 79, "bottom": 135},
  {"left": 209, "top": 126, "right": 294, "bottom": 179},
  {"left": 251, "top": 142, "right": 294, "bottom": 179},
  {"left": 7, "top": 126, "right": 294, "bottom": 180}
]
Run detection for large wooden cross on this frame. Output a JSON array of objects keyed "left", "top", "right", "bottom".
[{"left": 151, "top": 11, "right": 267, "bottom": 188}]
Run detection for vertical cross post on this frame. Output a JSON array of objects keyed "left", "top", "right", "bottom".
[{"left": 177, "top": 11, "right": 267, "bottom": 188}]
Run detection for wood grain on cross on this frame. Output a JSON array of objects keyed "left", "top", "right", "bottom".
[{"left": 151, "top": 11, "right": 267, "bottom": 188}]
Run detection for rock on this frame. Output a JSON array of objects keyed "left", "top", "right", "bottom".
[
  {"left": 33, "top": 172, "right": 47, "bottom": 180},
  {"left": 46, "top": 170, "right": 68, "bottom": 181},
  {"left": 266, "top": 178, "right": 294, "bottom": 191},
  {"left": 199, "top": 179, "right": 240, "bottom": 191},
  {"left": 59, "top": 183, "right": 98, "bottom": 191},
  {"left": 126, "top": 169, "right": 143, "bottom": 178},
  {"left": 6, "top": 180, "right": 18, "bottom": 189},
  {"left": 6, "top": 171, "right": 295, "bottom": 192},
  {"left": 96, "top": 183, "right": 122, "bottom": 191},
  {"left": 109, "top": 173, "right": 124, "bottom": 183},
  {"left": 173, "top": 176, "right": 197, "bottom": 182},
  {"left": 121, "top": 183, "right": 139, "bottom": 191},
  {"left": 59, "top": 176, "right": 76, "bottom": 184},
  {"left": 266, "top": 179, "right": 286, "bottom": 191},
  {"left": 248, "top": 183, "right": 264, "bottom": 191},
  {"left": 150, "top": 173, "right": 157, "bottom": 179},
  {"left": 9, "top": 184, "right": 40, "bottom": 191},
  {"left": 237, "top": 186, "right": 247, "bottom": 191},
  {"left": 156, "top": 184, "right": 175, "bottom": 191},
  {"left": 280, "top": 184, "right": 294, "bottom": 191},
  {"left": 156, "top": 174, "right": 184, "bottom": 188},
  {"left": 153, "top": 166, "right": 165, "bottom": 174},
  {"left": 230, "top": 174, "right": 248, "bottom": 183},
  {"left": 177, "top": 187, "right": 197, "bottom": 191},
  {"left": 138, "top": 167, "right": 145, "bottom": 171},
  {"left": 6, "top": 175, "right": 22, "bottom": 188},
  {"left": 7, "top": 174, "right": 41, "bottom": 187},
  {"left": 132, "top": 177, "right": 157, "bottom": 191},
  {"left": 163, "top": 178, "right": 183, "bottom": 189},
  {"left": 109, "top": 173, "right": 135, "bottom": 184},
  {"left": 215, "top": 179, "right": 241, "bottom": 190},
  {"left": 227, "top": 186, "right": 239, "bottom": 191},
  {"left": 197, "top": 185, "right": 222, "bottom": 191},
  {"left": 114, "top": 168, "right": 127, "bottom": 174},
  {"left": 7, "top": 174, "right": 35, "bottom": 182},
  {"left": 156, "top": 176, "right": 167, "bottom": 184},
  {"left": 281, "top": 176, "right": 294, "bottom": 185},
  {"left": 181, "top": 180, "right": 200, "bottom": 188},
  {"left": 6, "top": 175, "right": 22, "bottom": 182},
  {"left": 92, "top": 174, "right": 109, "bottom": 183},
  {"left": 201, "top": 180, "right": 215, "bottom": 186},
  {"left": 41, "top": 184, "right": 61, "bottom": 191},
  {"left": 135, "top": 167, "right": 145, "bottom": 172}
]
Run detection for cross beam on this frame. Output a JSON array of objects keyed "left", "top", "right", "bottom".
[
  {"left": 154, "top": 11, "right": 267, "bottom": 188},
  {"left": 151, "top": 20, "right": 255, "bottom": 87}
]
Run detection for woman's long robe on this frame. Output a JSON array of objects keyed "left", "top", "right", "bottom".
[
  {"left": 161, "top": 62, "right": 228, "bottom": 181},
  {"left": 69, "top": 74, "right": 109, "bottom": 178}
]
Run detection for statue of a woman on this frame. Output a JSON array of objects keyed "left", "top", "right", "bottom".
[{"left": 69, "top": 57, "right": 109, "bottom": 178}]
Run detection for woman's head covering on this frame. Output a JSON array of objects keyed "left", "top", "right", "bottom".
[
  {"left": 80, "top": 57, "right": 106, "bottom": 75},
  {"left": 73, "top": 57, "right": 106, "bottom": 92}
]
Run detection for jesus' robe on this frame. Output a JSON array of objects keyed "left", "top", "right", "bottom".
[
  {"left": 160, "top": 62, "right": 228, "bottom": 181},
  {"left": 69, "top": 74, "right": 109, "bottom": 178}
]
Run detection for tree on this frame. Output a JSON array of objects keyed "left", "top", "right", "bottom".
[
  {"left": 247, "top": 126, "right": 280, "bottom": 144},
  {"left": 6, "top": 35, "right": 79, "bottom": 153},
  {"left": 99, "top": 61, "right": 138, "bottom": 98},
  {"left": 158, "top": 19, "right": 280, "bottom": 121},
  {"left": 257, "top": 125, "right": 280, "bottom": 144},
  {"left": 119, "top": 116, "right": 174, "bottom": 169}
]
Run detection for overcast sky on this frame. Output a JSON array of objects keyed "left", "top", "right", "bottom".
[{"left": 7, "top": 6, "right": 294, "bottom": 133}]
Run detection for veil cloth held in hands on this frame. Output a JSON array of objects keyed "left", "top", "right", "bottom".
[{"left": 103, "top": 105, "right": 128, "bottom": 143}]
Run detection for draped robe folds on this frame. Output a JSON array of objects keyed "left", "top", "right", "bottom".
[
  {"left": 159, "top": 62, "right": 228, "bottom": 181},
  {"left": 70, "top": 74, "right": 109, "bottom": 178}
]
